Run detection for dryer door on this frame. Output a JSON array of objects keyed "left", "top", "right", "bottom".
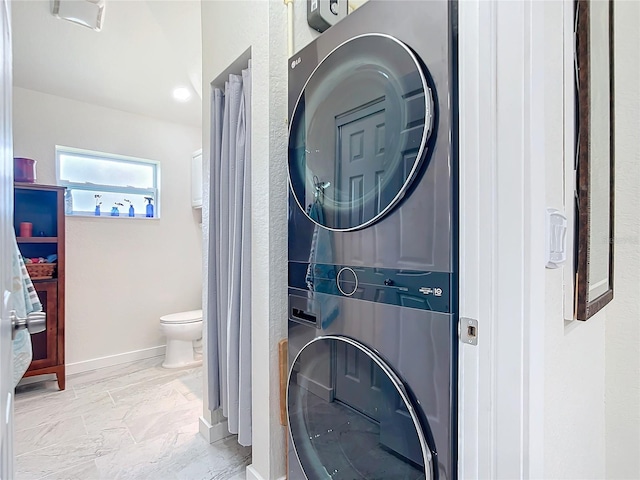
[
  {"left": 288, "top": 34, "right": 434, "bottom": 232},
  {"left": 287, "top": 336, "right": 433, "bottom": 480}
]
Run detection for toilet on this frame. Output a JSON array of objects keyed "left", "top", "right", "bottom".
[{"left": 159, "top": 309, "right": 203, "bottom": 368}]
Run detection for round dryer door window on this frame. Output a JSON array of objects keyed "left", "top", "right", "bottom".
[
  {"left": 288, "top": 33, "right": 434, "bottom": 231},
  {"left": 287, "top": 336, "right": 433, "bottom": 479}
]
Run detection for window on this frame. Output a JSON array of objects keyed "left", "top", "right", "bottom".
[{"left": 56, "top": 146, "right": 160, "bottom": 218}]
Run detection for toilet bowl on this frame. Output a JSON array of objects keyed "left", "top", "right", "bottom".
[{"left": 159, "top": 309, "right": 203, "bottom": 368}]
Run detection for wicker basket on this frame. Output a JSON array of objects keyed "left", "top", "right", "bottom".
[{"left": 26, "top": 263, "right": 56, "bottom": 280}]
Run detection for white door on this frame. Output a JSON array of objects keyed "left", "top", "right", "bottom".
[
  {"left": 0, "top": 0, "right": 14, "bottom": 477},
  {"left": 335, "top": 102, "right": 387, "bottom": 228}
]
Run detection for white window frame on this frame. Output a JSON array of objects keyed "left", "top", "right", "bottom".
[{"left": 55, "top": 145, "right": 161, "bottom": 218}]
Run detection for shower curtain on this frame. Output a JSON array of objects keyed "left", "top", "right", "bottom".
[{"left": 207, "top": 61, "right": 252, "bottom": 447}]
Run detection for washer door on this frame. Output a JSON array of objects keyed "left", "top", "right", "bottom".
[
  {"left": 287, "top": 336, "right": 433, "bottom": 480},
  {"left": 288, "top": 33, "right": 434, "bottom": 232}
]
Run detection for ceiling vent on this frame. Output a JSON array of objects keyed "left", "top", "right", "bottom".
[{"left": 52, "top": 0, "right": 105, "bottom": 31}]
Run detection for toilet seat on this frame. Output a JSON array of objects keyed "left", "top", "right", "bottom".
[{"left": 160, "top": 309, "right": 202, "bottom": 325}]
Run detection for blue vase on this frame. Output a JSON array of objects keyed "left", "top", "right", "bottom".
[
  {"left": 128, "top": 205, "right": 135, "bottom": 217},
  {"left": 110, "top": 207, "right": 119, "bottom": 217},
  {"left": 94, "top": 205, "right": 100, "bottom": 216}
]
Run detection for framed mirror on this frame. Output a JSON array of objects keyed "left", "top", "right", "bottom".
[{"left": 575, "top": 0, "right": 615, "bottom": 320}]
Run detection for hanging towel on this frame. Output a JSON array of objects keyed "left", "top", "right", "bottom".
[
  {"left": 11, "top": 232, "right": 42, "bottom": 387},
  {"left": 305, "top": 200, "right": 339, "bottom": 328}
]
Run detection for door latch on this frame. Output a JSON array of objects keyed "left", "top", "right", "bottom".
[{"left": 459, "top": 317, "right": 478, "bottom": 346}]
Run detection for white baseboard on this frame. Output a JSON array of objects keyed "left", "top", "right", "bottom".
[
  {"left": 198, "top": 414, "right": 233, "bottom": 444},
  {"left": 246, "top": 465, "right": 285, "bottom": 480},
  {"left": 65, "top": 345, "right": 166, "bottom": 375}
]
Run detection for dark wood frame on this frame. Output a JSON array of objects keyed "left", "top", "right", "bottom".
[
  {"left": 15, "top": 183, "right": 66, "bottom": 389},
  {"left": 27, "top": 281, "right": 57, "bottom": 369},
  {"left": 575, "top": 0, "right": 615, "bottom": 320}
]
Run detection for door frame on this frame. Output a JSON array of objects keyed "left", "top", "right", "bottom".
[
  {"left": 458, "top": 1, "right": 547, "bottom": 478},
  {"left": 0, "top": 0, "right": 14, "bottom": 477}
]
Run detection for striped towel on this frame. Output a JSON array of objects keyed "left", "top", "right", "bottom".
[
  {"left": 11, "top": 232, "right": 42, "bottom": 387},
  {"left": 12, "top": 233, "right": 42, "bottom": 318}
]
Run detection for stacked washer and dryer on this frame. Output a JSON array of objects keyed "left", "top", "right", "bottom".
[{"left": 287, "top": 1, "right": 458, "bottom": 479}]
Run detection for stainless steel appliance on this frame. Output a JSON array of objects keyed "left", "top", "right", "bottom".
[{"left": 287, "top": 1, "right": 458, "bottom": 478}]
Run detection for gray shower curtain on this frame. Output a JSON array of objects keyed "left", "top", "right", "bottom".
[{"left": 208, "top": 61, "right": 252, "bottom": 447}]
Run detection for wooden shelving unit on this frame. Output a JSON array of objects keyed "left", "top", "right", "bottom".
[
  {"left": 14, "top": 182, "right": 66, "bottom": 390},
  {"left": 17, "top": 237, "right": 59, "bottom": 243}
]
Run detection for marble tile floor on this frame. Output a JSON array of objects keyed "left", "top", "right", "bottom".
[{"left": 14, "top": 357, "right": 251, "bottom": 480}]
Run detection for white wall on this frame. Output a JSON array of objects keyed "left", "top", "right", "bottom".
[
  {"left": 606, "top": 1, "right": 640, "bottom": 478},
  {"left": 201, "top": 2, "right": 287, "bottom": 479},
  {"left": 542, "top": 2, "right": 607, "bottom": 477},
  {"left": 13, "top": 87, "right": 203, "bottom": 368},
  {"left": 292, "top": 0, "right": 319, "bottom": 49},
  {"left": 200, "top": 2, "right": 319, "bottom": 478},
  {"left": 542, "top": 2, "right": 640, "bottom": 478}
]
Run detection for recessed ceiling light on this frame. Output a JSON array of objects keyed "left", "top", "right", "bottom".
[
  {"left": 172, "top": 87, "right": 192, "bottom": 102},
  {"left": 52, "top": 0, "right": 105, "bottom": 31}
]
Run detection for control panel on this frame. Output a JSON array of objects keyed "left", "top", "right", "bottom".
[{"left": 289, "top": 262, "right": 452, "bottom": 314}]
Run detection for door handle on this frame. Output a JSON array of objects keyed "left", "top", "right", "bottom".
[{"left": 10, "top": 310, "right": 46, "bottom": 339}]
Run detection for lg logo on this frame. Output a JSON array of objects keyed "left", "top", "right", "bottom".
[{"left": 291, "top": 57, "right": 301, "bottom": 69}]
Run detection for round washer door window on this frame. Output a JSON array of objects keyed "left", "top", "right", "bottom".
[
  {"left": 288, "top": 33, "right": 434, "bottom": 232},
  {"left": 287, "top": 336, "right": 433, "bottom": 480}
]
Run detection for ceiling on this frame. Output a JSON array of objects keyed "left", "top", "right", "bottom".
[{"left": 11, "top": 0, "right": 202, "bottom": 128}]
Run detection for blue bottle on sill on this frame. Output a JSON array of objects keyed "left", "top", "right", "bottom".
[
  {"left": 110, "top": 206, "right": 119, "bottom": 216},
  {"left": 145, "top": 197, "right": 154, "bottom": 218},
  {"left": 129, "top": 205, "right": 135, "bottom": 217},
  {"left": 94, "top": 205, "right": 101, "bottom": 216}
]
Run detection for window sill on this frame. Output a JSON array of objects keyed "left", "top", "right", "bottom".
[{"left": 66, "top": 213, "right": 160, "bottom": 220}]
